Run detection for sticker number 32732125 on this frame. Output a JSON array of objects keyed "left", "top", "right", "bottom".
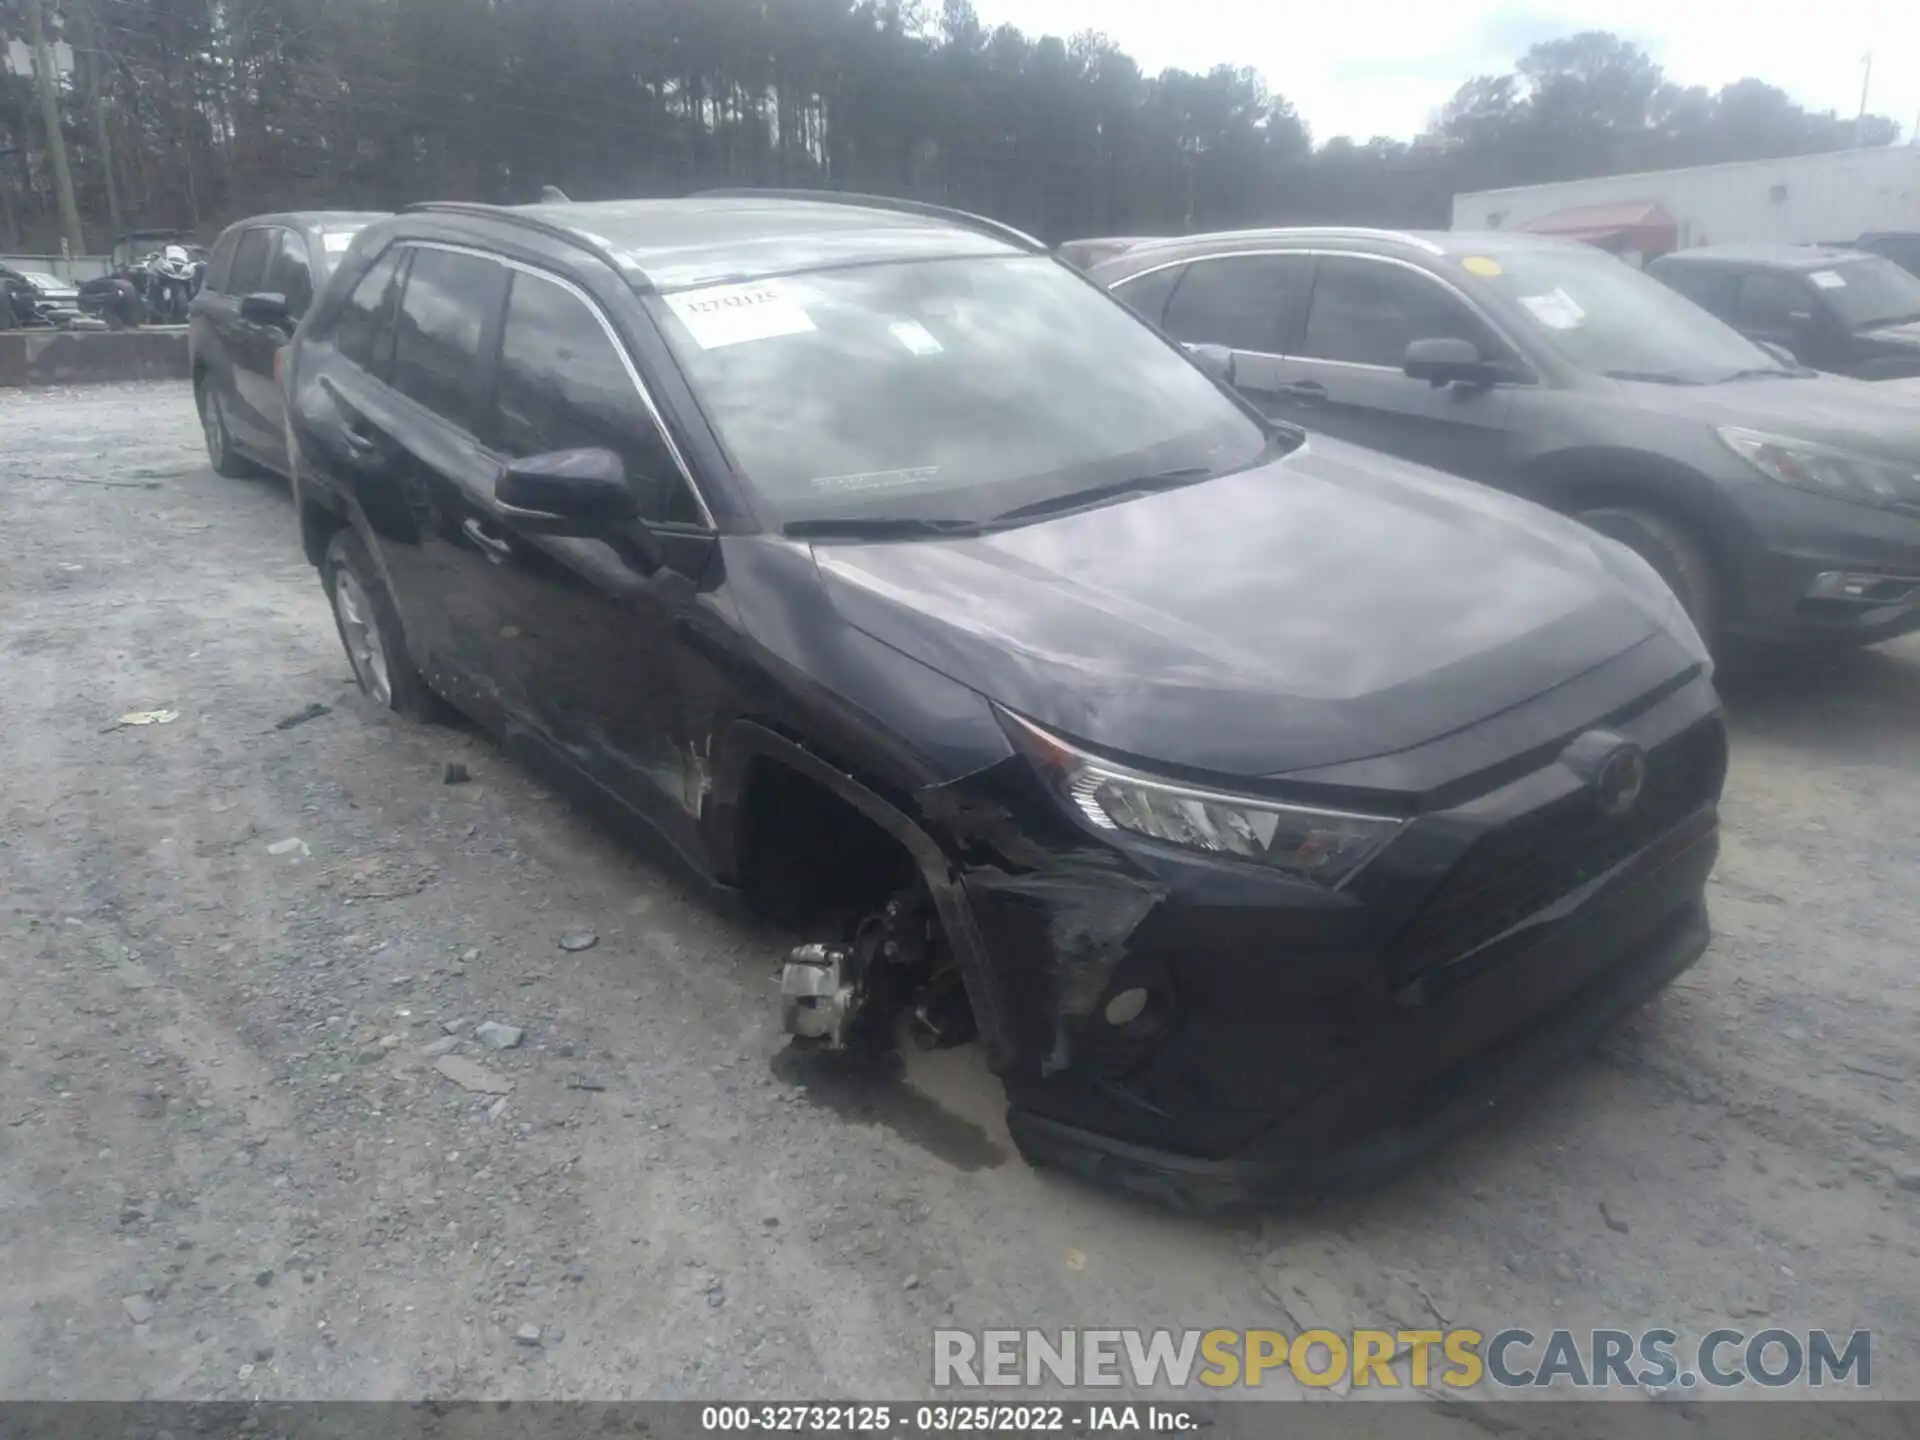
[{"left": 665, "top": 282, "right": 817, "bottom": 349}]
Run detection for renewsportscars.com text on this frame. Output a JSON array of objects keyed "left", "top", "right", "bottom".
[{"left": 932, "top": 1327, "right": 1871, "bottom": 1391}]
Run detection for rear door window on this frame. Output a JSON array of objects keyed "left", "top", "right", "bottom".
[
  {"left": 390, "top": 247, "right": 509, "bottom": 432},
  {"left": 263, "top": 228, "right": 315, "bottom": 319},
  {"left": 332, "top": 247, "right": 408, "bottom": 379},
  {"left": 1300, "top": 256, "right": 1499, "bottom": 367},
  {"left": 228, "top": 228, "right": 273, "bottom": 296},
  {"left": 1734, "top": 271, "right": 1815, "bottom": 330},
  {"left": 1161, "top": 255, "right": 1309, "bottom": 353},
  {"left": 1656, "top": 265, "right": 1738, "bottom": 318},
  {"left": 494, "top": 269, "right": 703, "bottom": 525},
  {"left": 1111, "top": 264, "right": 1184, "bottom": 327}
]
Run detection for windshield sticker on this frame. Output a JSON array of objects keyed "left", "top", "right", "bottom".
[
  {"left": 1809, "top": 269, "right": 1848, "bottom": 289},
  {"left": 1460, "top": 255, "right": 1503, "bottom": 277},
  {"left": 888, "top": 319, "right": 944, "bottom": 355},
  {"left": 809, "top": 466, "right": 943, "bottom": 494},
  {"left": 1519, "top": 287, "right": 1586, "bottom": 330},
  {"left": 665, "top": 282, "right": 817, "bottom": 349},
  {"left": 321, "top": 231, "right": 358, "bottom": 253}
]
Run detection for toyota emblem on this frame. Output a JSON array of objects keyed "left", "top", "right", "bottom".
[{"left": 1594, "top": 743, "right": 1647, "bottom": 819}]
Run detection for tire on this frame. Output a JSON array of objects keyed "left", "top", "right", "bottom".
[
  {"left": 196, "top": 376, "right": 255, "bottom": 479},
  {"left": 1576, "top": 504, "right": 1720, "bottom": 650},
  {"left": 321, "top": 528, "right": 443, "bottom": 721}
]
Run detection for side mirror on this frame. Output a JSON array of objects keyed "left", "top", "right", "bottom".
[
  {"left": 495, "top": 447, "right": 641, "bottom": 532},
  {"left": 241, "top": 292, "right": 292, "bottom": 331},
  {"left": 1184, "top": 342, "right": 1237, "bottom": 386},
  {"left": 1404, "top": 336, "right": 1496, "bottom": 387}
]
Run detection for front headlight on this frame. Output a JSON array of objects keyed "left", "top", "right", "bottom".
[
  {"left": 998, "top": 709, "right": 1405, "bottom": 887},
  {"left": 1719, "top": 426, "right": 1920, "bottom": 509}
]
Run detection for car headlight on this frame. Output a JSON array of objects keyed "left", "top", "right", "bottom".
[
  {"left": 1719, "top": 426, "right": 1920, "bottom": 508},
  {"left": 998, "top": 708, "right": 1405, "bottom": 886}
]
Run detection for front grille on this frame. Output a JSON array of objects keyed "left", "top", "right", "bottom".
[{"left": 1392, "top": 717, "right": 1725, "bottom": 979}]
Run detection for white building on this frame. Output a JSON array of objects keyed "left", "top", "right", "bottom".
[{"left": 1451, "top": 146, "right": 1920, "bottom": 256}]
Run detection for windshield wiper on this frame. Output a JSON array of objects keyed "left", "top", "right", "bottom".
[
  {"left": 984, "top": 467, "right": 1216, "bottom": 527},
  {"left": 1602, "top": 368, "right": 1703, "bottom": 385},
  {"left": 784, "top": 516, "right": 987, "bottom": 541}
]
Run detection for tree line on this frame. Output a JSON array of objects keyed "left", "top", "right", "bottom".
[{"left": 0, "top": 0, "right": 1906, "bottom": 254}]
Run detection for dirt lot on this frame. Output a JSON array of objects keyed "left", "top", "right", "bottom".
[{"left": 2, "top": 382, "right": 1918, "bottom": 1406}]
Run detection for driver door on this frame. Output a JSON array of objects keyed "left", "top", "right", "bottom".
[
  {"left": 478, "top": 265, "right": 720, "bottom": 855},
  {"left": 1263, "top": 255, "right": 1517, "bottom": 484}
]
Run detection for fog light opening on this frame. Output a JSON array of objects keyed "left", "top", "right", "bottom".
[{"left": 1103, "top": 987, "right": 1150, "bottom": 1027}]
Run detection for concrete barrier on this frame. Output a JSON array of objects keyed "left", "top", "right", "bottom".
[{"left": 0, "top": 327, "right": 191, "bottom": 388}]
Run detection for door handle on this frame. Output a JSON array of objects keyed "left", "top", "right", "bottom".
[
  {"left": 343, "top": 415, "right": 382, "bottom": 451},
  {"left": 1275, "top": 380, "right": 1327, "bottom": 404},
  {"left": 462, "top": 516, "right": 513, "bottom": 563}
]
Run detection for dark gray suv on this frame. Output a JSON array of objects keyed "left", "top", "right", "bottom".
[{"left": 1089, "top": 228, "right": 1920, "bottom": 656}]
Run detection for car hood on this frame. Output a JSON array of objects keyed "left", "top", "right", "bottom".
[
  {"left": 1616, "top": 371, "right": 1920, "bottom": 460},
  {"left": 808, "top": 438, "right": 1678, "bottom": 779}
]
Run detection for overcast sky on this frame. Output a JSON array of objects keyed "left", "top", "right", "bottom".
[{"left": 972, "top": 0, "right": 1920, "bottom": 146}]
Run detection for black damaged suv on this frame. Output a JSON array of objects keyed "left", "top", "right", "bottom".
[{"left": 285, "top": 193, "right": 1725, "bottom": 1208}]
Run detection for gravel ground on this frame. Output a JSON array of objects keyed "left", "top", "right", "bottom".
[{"left": 2, "top": 382, "right": 1918, "bottom": 1407}]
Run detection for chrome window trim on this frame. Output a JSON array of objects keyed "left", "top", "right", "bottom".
[
  {"left": 399, "top": 239, "right": 717, "bottom": 529},
  {"left": 1112, "top": 246, "right": 1529, "bottom": 374}
]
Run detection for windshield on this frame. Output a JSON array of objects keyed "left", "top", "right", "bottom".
[
  {"left": 650, "top": 254, "right": 1273, "bottom": 528},
  {"left": 1460, "top": 244, "right": 1779, "bottom": 382},
  {"left": 1819, "top": 257, "right": 1920, "bottom": 331}
]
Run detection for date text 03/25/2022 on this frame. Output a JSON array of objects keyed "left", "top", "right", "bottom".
[{"left": 700, "top": 1405, "right": 1195, "bottom": 1432}]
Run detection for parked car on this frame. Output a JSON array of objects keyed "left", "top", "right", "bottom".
[
  {"left": 1089, "top": 227, "right": 1920, "bottom": 656},
  {"left": 284, "top": 193, "right": 1724, "bottom": 1208},
  {"left": 1647, "top": 244, "right": 1920, "bottom": 380},
  {"left": 0, "top": 263, "right": 86, "bottom": 328},
  {"left": 189, "top": 210, "right": 388, "bottom": 478},
  {"left": 1842, "top": 232, "right": 1920, "bottom": 280}
]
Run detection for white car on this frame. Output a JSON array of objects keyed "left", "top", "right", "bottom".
[{"left": 16, "top": 270, "right": 80, "bottom": 306}]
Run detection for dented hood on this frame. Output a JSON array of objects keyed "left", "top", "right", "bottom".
[{"left": 809, "top": 437, "right": 1674, "bottom": 779}]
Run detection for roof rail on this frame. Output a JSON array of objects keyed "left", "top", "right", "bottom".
[
  {"left": 1198, "top": 225, "right": 1447, "bottom": 255},
  {"left": 692, "top": 187, "right": 1046, "bottom": 254},
  {"left": 401, "top": 201, "right": 647, "bottom": 290}
]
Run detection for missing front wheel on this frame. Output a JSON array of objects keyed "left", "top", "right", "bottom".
[{"left": 780, "top": 886, "right": 972, "bottom": 1054}]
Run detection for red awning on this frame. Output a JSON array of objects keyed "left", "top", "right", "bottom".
[{"left": 1517, "top": 200, "right": 1678, "bottom": 253}]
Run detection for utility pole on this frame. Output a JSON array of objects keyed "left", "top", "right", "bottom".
[
  {"left": 24, "top": 0, "right": 86, "bottom": 257},
  {"left": 70, "top": 0, "right": 122, "bottom": 233},
  {"left": 1854, "top": 51, "right": 1873, "bottom": 147}
]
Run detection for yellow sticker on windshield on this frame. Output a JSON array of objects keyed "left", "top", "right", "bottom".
[{"left": 1461, "top": 256, "right": 1503, "bottom": 277}]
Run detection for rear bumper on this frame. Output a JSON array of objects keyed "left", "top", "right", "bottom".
[{"left": 1006, "top": 824, "right": 1714, "bottom": 1212}]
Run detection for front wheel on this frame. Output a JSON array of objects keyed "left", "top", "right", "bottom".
[
  {"left": 196, "top": 378, "right": 255, "bottom": 479},
  {"left": 1577, "top": 504, "right": 1720, "bottom": 652},
  {"left": 321, "top": 529, "right": 443, "bottom": 721}
]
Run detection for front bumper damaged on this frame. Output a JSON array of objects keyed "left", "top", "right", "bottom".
[{"left": 923, "top": 674, "right": 1726, "bottom": 1211}]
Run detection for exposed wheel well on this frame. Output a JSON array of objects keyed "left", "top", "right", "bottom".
[
  {"left": 1539, "top": 474, "right": 1741, "bottom": 623},
  {"left": 733, "top": 757, "right": 922, "bottom": 931},
  {"left": 299, "top": 493, "right": 347, "bottom": 569}
]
